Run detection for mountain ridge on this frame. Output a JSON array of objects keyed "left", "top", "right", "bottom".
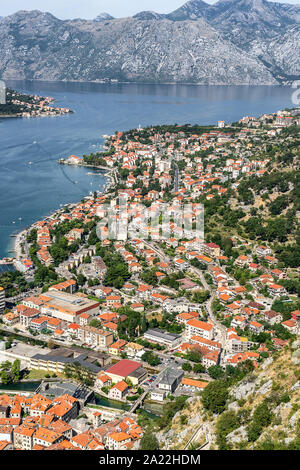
[{"left": 0, "top": 1, "right": 299, "bottom": 85}]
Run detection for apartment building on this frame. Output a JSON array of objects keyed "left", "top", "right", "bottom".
[
  {"left": 186, "top": 319, "right": 214, "bottom": 340},
  {"left": 78, "top": 325, "right": 114, "bottom": 348}
]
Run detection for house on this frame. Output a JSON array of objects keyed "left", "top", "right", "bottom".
[
  {"left": 150, "top": 390, "right": 166, "bottom": 402},
  {"left": 203, "top": 243, "right": 221, "bottom": 257},
  {"left": 282, "top": 319, "right": 298, "bottom": 334},
  {"left": 130, "top": 303, "right": 144, "bottom": 312},
  {"left": 95, "top": 373, "right": 112, "bottom": 391},
  {"left": 49, "top": 280, "right": 77, "bottom": 294},
  {"left": 108, "top": 381, "right": 129, "bottom": 400},
  {"left": 174, "top": 259, "right": 189, "bottom": 270},
  {"left": 176, "top": 311, "right": 199, "bottom": 325},
  {"left": 106, "top": 295, "right": 121, "bottom": 307},
  {"left": 177, "top": 278, "right": 200, "bottom": 292},
  {"left": 106, "top": 432, "right": 132, "bottom": 450},
  {"left": 267, "top": 284, "right": 285, "bottom": 297},
  {"left": 108, "top": 339, "right": 127, "bottom": 356},
  {"left": 0, "top": 441, "right": 13, "bottom": 450},
  {"left": 13, "top": 424, "right": 36, "bottom": 450},
  {"left": 33, "top": 427, "right": 63, "bottom": 448},
  {"left": 249, "top": 321, "right": 264, "bottom": 334},
  {"left": 181, "top": 378, "right": 208, "bottom": 392},
  {"left": 30, "top": 316, "right": 49, "bottom": 333},
  {"left": 226, "top": 351, "right": 259, "bottom": 367},
  {"left": 227, "top": 332, "right": 251, "bottom": 353},
  {"left": 202, "top": 350, "right": 219, "bottom": 368},
  {"left": 71, "top": 432, "right": 103, "bottom": 450},
  {"left": 263, "top": 310, "right": 283, "bottom": 325},
  {"left": 78, "top": 325, "right": 114, "bottom": 348},
  {"left": 292, "top": 311, "right": 300, "bottom": 322},
  {"left": 256, "top": 246, "right": 271, "bottom": 258},
  {"left": 19, "top": 307, "right": 40, "bottom": 328},
  {"left": 0, "top": 426, "right": 13, "bottom": 444},
  {"left": 2, "top": 312, "right": 19, "bottom": 326},
  {"left": 158, "top": 369, "right": 184, "bottom": 393},
  {"left": 190, "top": 336, "right": 221, "bottom": 352},
  {"left": 125, "top": 342, "right": 145, "bottom": 359},
  {"left": 67, "top": 155, "right": 82, "bottom": 165},
  {"left": 231, "top": 315, "right": 247, "bottom": 330}
]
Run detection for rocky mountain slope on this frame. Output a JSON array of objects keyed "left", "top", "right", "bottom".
[
  {"left": 0, "top": 0, "right": 299, "bottom": 84},
  {"left": 156, "top": 340, "right": 300, "bottom": 450}
]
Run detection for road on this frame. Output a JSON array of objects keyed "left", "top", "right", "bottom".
[
  {"left": 188, "top": 265, "right": 227, "bottom": 358},
  {"left": 188, "top": 266, "right": 210, "bottom": 291},
  {"left": 5, "top": 288, "right": 41, "bottom": 304},
  {"left": 142, "top": 240, "right": 170, "bottom": 264},
  {"left": 173, "top": 163, "right": 179, "bottom": 193}
]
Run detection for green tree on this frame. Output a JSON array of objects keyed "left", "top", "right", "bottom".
[
  {"left": 202, "top": 380, "right": 229, "bottom": 414},
  {"left": 11, "top": 359, "right": 21, "bottom": 382},
  {"left": 139, "top": 432, "right": 159, "bottom": 450}
]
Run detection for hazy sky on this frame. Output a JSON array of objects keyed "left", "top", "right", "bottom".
[{"left": 1, "top": 0, "right": 299, "bottom": 20}]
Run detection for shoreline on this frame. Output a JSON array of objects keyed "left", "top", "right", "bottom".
[
  {"left": 0, "top": 87, "right": 74, "bottom": 120},
  {"left": 5, "top": 78, "right": 292, "bottom": 87},
  {"left": 12, "top": 163, "right": 115, "bottom": 261}
]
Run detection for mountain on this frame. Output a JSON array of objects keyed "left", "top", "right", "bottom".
[
  {"left": 0, "top": 10, "right": 276, "bottom": 85},
  {"left": 167, "top": 0, "right": 209, "bottom": 20},
  {"left": 133, "top": 11, "right": 164, "bottom": 20},
  {"left": 155, "top": 342, "right": 300, "bottom": 450},
  {"left": 0, "top": 1, "right": 299, "bottom": 85},
  {"left": 93, "top": 13, "right": 114, "bottom": 22}
]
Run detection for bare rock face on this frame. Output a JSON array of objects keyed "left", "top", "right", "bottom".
[
  {"left": 0, "top": 0, "right": 299, "bottom": 84},
  {"left": 231, "top": 380, "right": 255, "bottom": 400},
  {"left": 227, "top": 425, "right": 248, "bottom": 444},
  {"left": 256, "top": 379, "right": 273, "bottom": 395}
]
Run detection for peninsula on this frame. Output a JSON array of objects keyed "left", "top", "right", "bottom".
[{"left": 0, "top": 87, "right": 73, "bottom": 118}]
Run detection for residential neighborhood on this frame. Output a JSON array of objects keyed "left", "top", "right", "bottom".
[{"left": 0, "top": 105, "right": 299, "bottom": 451}]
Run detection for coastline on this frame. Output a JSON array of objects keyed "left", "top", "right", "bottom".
[
  {"left": 0, "top": 87, "right": 74, "bottom": 120},
  {"left": 5, "top": 78, "right": 292, "bottom": 87},
  {"left": 12, "top": 164, "right": 115, "bottom": 262}
]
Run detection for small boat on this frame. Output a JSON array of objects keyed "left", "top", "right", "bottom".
[{"left": 28, "top": 161, "right": 33, "bottom": 165}]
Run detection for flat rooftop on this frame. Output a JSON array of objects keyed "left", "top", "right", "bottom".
[
  {"left": 41, "top": 290, "right": 99, "bottom": 313},
  {"left": 145, "top": 328, "right": 181, "bottom": 341}
]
